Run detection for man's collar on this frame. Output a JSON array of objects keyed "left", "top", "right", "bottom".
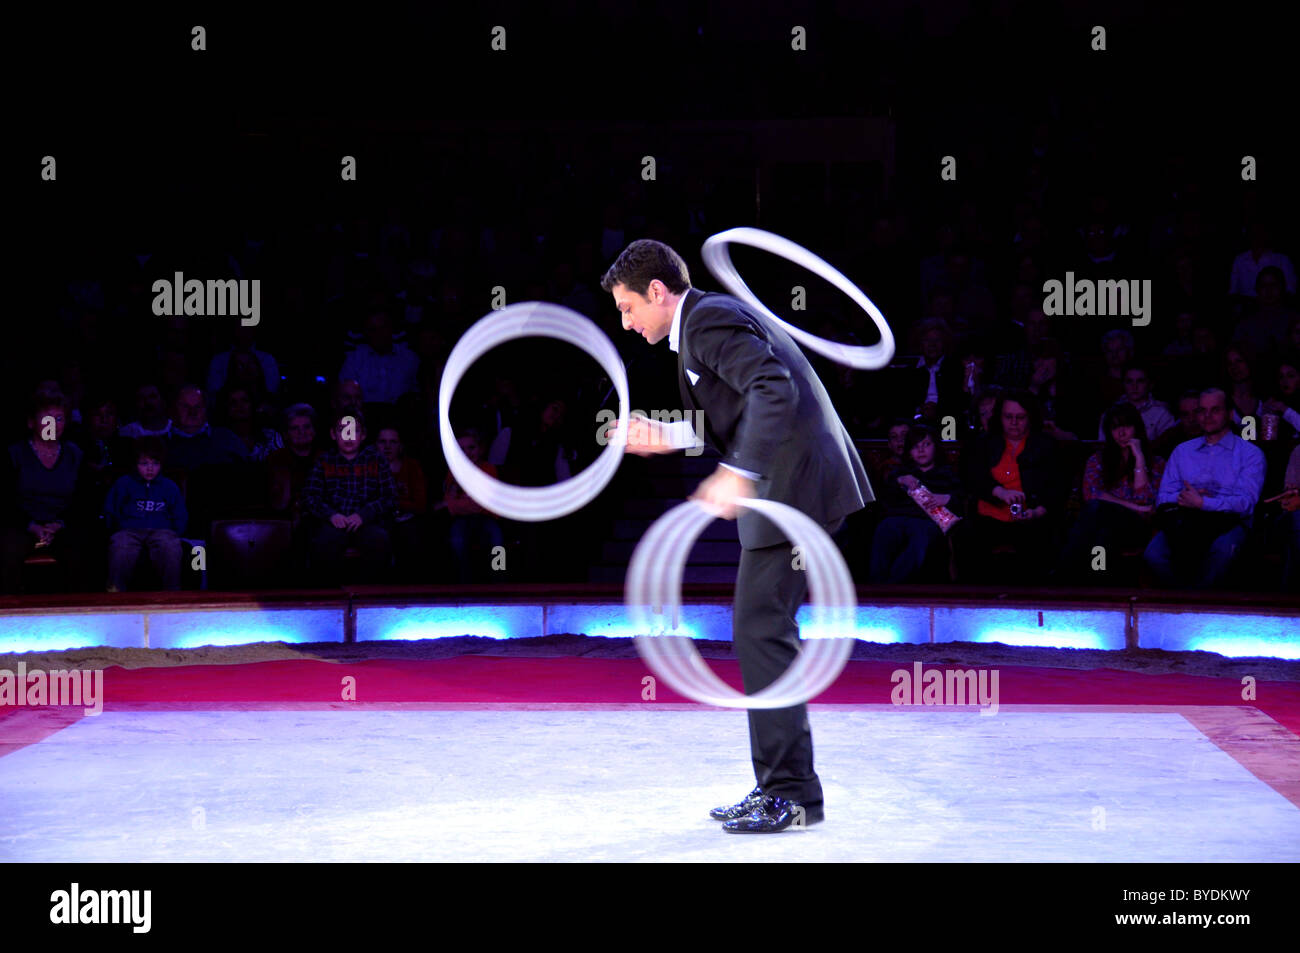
[
  {"left": 916, "top": 355, "right": 944, "bottom": 369},
  {"left": 174, "top": 422, "right": 211, "bottom": 438},
  {"left": 1196, "top": 430, "right": 1234, "bottom": 449},
  {"left": 668, "top": 290, "right": 691, "bottom": 353}
]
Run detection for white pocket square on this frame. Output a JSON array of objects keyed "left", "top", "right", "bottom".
[{"left": 686, "top": 368, "right": 701, "bottom": 385}]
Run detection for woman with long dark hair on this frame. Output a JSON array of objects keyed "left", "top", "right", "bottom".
[{"left": 1054, "top": 402, "right": 1165, "bottom": 582}]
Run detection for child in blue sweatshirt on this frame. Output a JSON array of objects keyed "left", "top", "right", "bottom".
[{"left": 103, "top": 437, "right": 188, "bottom": 591}]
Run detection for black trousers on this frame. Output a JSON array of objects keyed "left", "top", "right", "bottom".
[{"left": 733, "top": 517, "right": 843, "bottom": 807}]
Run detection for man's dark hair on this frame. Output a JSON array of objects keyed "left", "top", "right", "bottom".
[{"left": 599, "top": 240, "right": 692, "bottom": 296}]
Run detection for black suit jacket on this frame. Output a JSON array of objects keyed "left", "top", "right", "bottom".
[
  {"left": 675, "top": 288, "right": 873, "bottom": 549},
  {"left": 900, "top": 357, "right": 966, "bottom": 420}
]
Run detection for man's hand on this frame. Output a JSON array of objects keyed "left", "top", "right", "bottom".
[
  {"left": 1177, "top": 485, "right": 1206, "bottom": 509},
  {"left": 690, "top": 466, "right": 755, "bottom": 520},
  {"left": 345, "top": 513, "right": 364, "bottom": 532},
  {"left": 329, "top": 513, "right": 350, "bottom": 530},
  {"left": 607, "top": 414, "right": 676, "bottom": 456}
]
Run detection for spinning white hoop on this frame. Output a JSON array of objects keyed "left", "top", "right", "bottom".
[
  {"left": 627, "top": 499, "right": 857, "bottom": 709},
  {"left": 701, "top": 227, "right": 896, "bottom": 370},
  {"left": 439, "top": 301, "right": 630, "bottom": 521}
]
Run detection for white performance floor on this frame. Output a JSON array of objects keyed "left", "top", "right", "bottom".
[{"left": 2, "top": 707, "right": 1298, "bottom": 862}]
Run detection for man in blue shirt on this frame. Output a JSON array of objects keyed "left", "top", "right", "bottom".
[{"left": 1144, "top": 388, "right": 1266, "bottom": 587}]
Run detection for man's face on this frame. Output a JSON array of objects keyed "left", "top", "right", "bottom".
[
  {"left": 337, "top": 381, "right": 363, "bottom": 411},
  {"left": 1123, "top": 369, "right": 1150, "bottom": 403},
  {"left": 909, "top": 435, "right": 935, "bottom": 468},
  {"left": 612, "top": 281, "right": 675, "bottom": 345},
  {"left": 287, "top": 415, "right": 315, "bottom": 450},
  {"left": 458, "top": 434, "right": 482, "bottom": 462},
  {"left": 90, "top": 403, "right": 117, "bottom": 437},
  {"left": 332, "top": 421, "right": 364, "bottom": 455},
  {"left": 888, "top": 424, "right": 909, "bottom": 457},
  {"left": 137, "top": 385, "right": 162, "bottom": 417},
  {"left": 1178, "top": 397, "right": 1202, "bottom": 435},
  {"left": 376, "top": 428, "right": 400, "bottom": 461},
  {"left": 1197, "top": 393, "right": 1228, "bottom": 436},
  {"left": 1279, "top": 364, "right": 1300, "bottom": 397},
  {"left": 175, "top": 390, "right": 206, "bottom": 432},
  {"left": 921, "top": 329, "right": 944, "bottom": 363},
  {"left": 1103, "top": 337, "right": 1130, "bottom": 368},
  {"left": 1256, "top": 272, "right": 1283, "bottom": 307}
]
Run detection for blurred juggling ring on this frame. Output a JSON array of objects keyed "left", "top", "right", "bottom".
[
  {"left": 439, "top": 301, "right": 630, "bottom": 521},
  {"left": 701, "top": 226, "right": 897, "bottom": 370},
  {"left": 626, "top": 498, "right": 857, "bottom": 709}
]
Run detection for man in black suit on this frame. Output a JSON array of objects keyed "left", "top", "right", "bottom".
[{"left": 601, "top": 239, "right": 872, "bottom": 833}]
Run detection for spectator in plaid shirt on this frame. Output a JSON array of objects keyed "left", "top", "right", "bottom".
[{"left": 300, "top": 410, "right": 395, "bottom": 584}]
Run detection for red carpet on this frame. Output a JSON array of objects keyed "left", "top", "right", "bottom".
[{"left": 4, "top": 656, "right": 1297, "bottom": 736}]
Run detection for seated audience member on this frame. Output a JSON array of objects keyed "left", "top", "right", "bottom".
[
  {"left": 1266, "top": 443, "right": 1300, "bottom": 589},
  {"left": 1152, "top": 389, "right": 1205, "bottom": 460},
  {"left": 1088, "top": 329, "right": 1134, "bottom": 421},
  {"left": 377, "top": 424, "right": 429, "bottom": 580},
  {"left": 903, "top": 318, "right": 964, "bottom": 424},
  {"left": 489, "top": 395, "right": 578, "bottom": 486},
  {"left": 868, "top": 418, "right": 913, "bottom": 490},
  {"left": 868, "top": 423, "right": 966, "bottom": 583},
  {"left": 218, "top": 383, "right": 283, "bottom": 461},
  {"left": 1143, "top": 388, "right": 1266, "bottom": 588},
  {"left": 1026, "top": 338, "right": 1084, "bottom": 441},
  {"left": 1234, "top": 266, "right": 1300, "bottom": 355},
  {"left": 438, "top": 427, "right": 504, "bottom": 583},
  {"left": 338, "top": 306, "right": 420, "bottom": 408},
  {"left": 951, "top": 389, "right": 1069, "bottom": 584},
  {"left": 119, "top": 382, "right": 173, "bottom": 438},
  {"left": 1224, "top": 345, "right": 1264, "bottom": 426},
  {"left": 1056, "top": 403, "right": 1165, "bottom": 582},
  {"left": 299, "top": 410, "right": 396, "bottom": 585},
  {"left": 72, "top": 393, "right": 135, "bottom": 496},
  {"left": 1260, "top": 355, "right": 1300, "bottom": 441},
  {"left": 103, "top": 437, "right": 188, "bottom": 592},
  {"left": 268, "top": 404, "right": 322, "bottom": 525},
  {"left": 166, "top": 385, "right": 249, "bottom": 472},
  {"left": 206, "top": 323, "right": 282, "bottom": 398},
  {"left": 0, "top": 387, "right": 93, "bottom": 592},
  {"left": 1228, "top": 223, "right": 1297, "bottom": 300},
  {"left": 1098, "top": 364, "right": 1176, "bottom": 441}
]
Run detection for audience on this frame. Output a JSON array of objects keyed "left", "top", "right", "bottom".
[
  {"left": 952, "top": 390, "right": 1069, "bottom": 584},
  {"left": 103, "top": 437, "right": 187, "bottom": 592},
  {"left": 1056, "top": 403, "right": 1164, "bottom": 583},
  {"left": 0, "top": 388, "right": 93, "bottom": 592},
  {"left": 11, "top": 117, "right": 1300, "bottom": 596},
  {"left": 869, "top": 423, "right": 965, "bottom": 583},
  {"left": 299, "top": 410, "right": 395, "bottom": 585},
  {"left": 1144, "top": 389, "right": 1266, "bottom": 588}
]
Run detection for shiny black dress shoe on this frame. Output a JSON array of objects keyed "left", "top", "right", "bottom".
[
  {"left": 708, "top": 786, "right": 765, "bottom": 821},
  {"left": 722, "top": 794, "right": 823, "bottom": 833}
]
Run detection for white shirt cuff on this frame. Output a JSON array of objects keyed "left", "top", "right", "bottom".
[
  {"left": 720, "top": 462, "right": 760, "bottom": 480},
  {"left": 658, "top": 418, "right": 700, "bottom": 451}
]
